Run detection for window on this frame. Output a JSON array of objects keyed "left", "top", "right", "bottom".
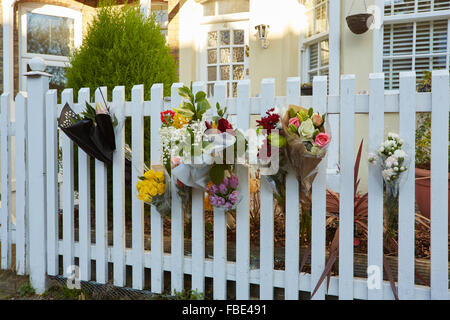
[
  {"left": 19, "top": 4, "right": 82, "bottom": 91},
  {"left": 154, "top": 10, "right": 168, "bottom": 43},
  {"left": 301, "top": 0, "right": 329, "bottom": 82},
  {"left": 383, "top": 0, "right": 450, "bottom": 89},
  {"left": 206, "top": 27, "right": 247, "bottom": 97}
]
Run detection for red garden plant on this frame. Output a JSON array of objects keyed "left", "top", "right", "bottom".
[{"left": 302, "top": 139, "right": 431, "bottom": 300}]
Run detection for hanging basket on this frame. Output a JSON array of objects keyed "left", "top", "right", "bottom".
[{"left": 346, "top": 13, "right": 374, "bottom": 35}]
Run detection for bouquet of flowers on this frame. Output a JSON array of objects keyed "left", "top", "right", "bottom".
[
  {"left": 160, "top": 86, "right": 212, "bottom": 190},
  {"left": 58, "top": 90, "right": 118, "bottom": 164},
  {"left": 136, "top": 166, "right": 171, "bottom": 217},
  {"left": 368, "top": 133, "right": 409, "bottom": 233},
  {"left": 281, "top": 105, "right": 331, "bottom": 205},
  {"left": 206, "top": 174, "right": 240, "bottom": 210}
]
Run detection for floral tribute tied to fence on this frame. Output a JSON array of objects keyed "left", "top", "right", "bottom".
[{"left": 0, "top": 63, "right": 449, "bottom": 300}]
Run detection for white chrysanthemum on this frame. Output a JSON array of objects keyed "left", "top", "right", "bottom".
[
  {"left": 382, "top": 168, "right": 394, "bottom": 180},
  {"left": 385, "top": 155, "right": 398, "bottom": 168},
  {"left": 388, "top": 132, "right": 399, "bottom": 140},
  {"left": 393, "top": 149, "right": 407, "bottom": 159}
]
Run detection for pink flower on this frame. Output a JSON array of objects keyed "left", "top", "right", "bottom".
[
  {"left": 312, "top": 113, "right": 323, "bottom": 127},
  {"left": 315, "top": 132, "right": 331, "bottom": 148},
  {"left": 288, "top": 117, "right": 300, "bottom": 128},
  {"left": 353, "top": 238, "right": 360, "bottom": 246}
]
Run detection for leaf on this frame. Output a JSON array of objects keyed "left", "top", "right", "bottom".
[
  {"left": 177, "top": 108, "right": 195, "bottom": 118},
  {"left": 209, "top": 164, "right": 226, "bottom": 185},
  {"left": 308, "top": 107, "right": 313, "bottom": 117},
  {"left": 197, "top": 99, "right": 211, "bottom": 117},
  {"left": 178, "top": 86, "right": 193, "bottom": 100},
  {"left": 183, "top": 101, "right": 195, "bottom": 113},
  {"left": 354, "top": 139, "right": 364, "bottom": 195},
  {"left": 289, "top": 108, "right": 296, "bottom": 118},
  {"left": 310, "top": 249, "right": 338, "bottom": 299},
  {"left": 195, "top": 90, "right": 206, "bottom": 103}
]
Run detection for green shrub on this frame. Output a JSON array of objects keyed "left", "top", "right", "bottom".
[
  {"left": 18, "top": 283, "right": 36, "bottom": 298},
  {"left": 66, "top": 1, "right": 177, "bottom": 217},
  {"left": 66, "top": 0, "right": 177, "bottom": 99}
]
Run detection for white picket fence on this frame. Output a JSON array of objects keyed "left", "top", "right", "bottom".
[{"left": 0, "top": 69, "right": 449, "bottom": 300}]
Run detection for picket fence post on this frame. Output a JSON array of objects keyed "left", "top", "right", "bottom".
[{"left": 24, "top": 58, "right": 50, "bottom": 293}]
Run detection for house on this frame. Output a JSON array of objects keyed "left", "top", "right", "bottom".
[
  {"left": 1, "top": 0, "right": 448, "bottom": 191},
  {"left": 0, "top": 0, "right": 168, "bottom": 96}
]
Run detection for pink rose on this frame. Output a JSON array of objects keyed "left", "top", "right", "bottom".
[
  {"left": 312, "top": 113, "right": 323, "bottom": 127},
  {"left": 289, "top": 117, "right": 300, "bottom": 128},
  {"left": 315, "top": 132, "right": 331, "bottom": 148}
]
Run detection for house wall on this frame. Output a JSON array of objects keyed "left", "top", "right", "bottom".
[
  {"left": 341, "top": 0, "right": 399, "bottom": 193},
  {"left": 0, "top": 0, "right": 97, "bottom": 95}
]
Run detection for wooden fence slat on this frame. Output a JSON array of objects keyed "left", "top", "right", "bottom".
[
  {"left": 430, "top": 70, "right": 449, "bottom": 299},
  {"left": 398, "top": 71, "right": 416, "bottom": 299},
  {"left": 46, "top": 90, "right": 58, "bottom": 276},
  {"left": 112, "top": 86, "right": 126, "bottom": 287},
  {"left": 339, "top": 75, "right": 355, "bottom": 300},
  {"left": 76, "top": 88, "right": 91, "bottom": 282},
  {"left": 191, "top": 81, "right": 206, "bottom": 294},
  {"left": 311, "top": 76, "right": 328, "bottom": 300},
  {"left": 235, "top": 79, "right": 251, "bottom": 300},
  {"left": 368, "top": 73, "right": 385, "bottom": 300},
  {"left": 150, "top": 83, "right": 165, "bottom": 293},
  {"left": 213, "top": 81, "right": 228, "bottom": 300},
  {"left": 95, "top": 87, "right": 109, "bottom": 284},
  {"left": 131, "top": 85, "right": 145, "bottom": 289},
  {"left": 170, "top": 83, "right": 184, "bottom": 293},
  {"left": 15, "top": 92, "right": 28, "bottom": 275},
  {"left": 259, "top": 78, "right": 275, "bottom": 300},
  {"left": 62, "top": 89, "right": 75, "bottom": 277},
  {"left": 284, "top": 77, "right": 300, "bottom": 300},
  {"left": 0, "top": 93, "right": 12, "bottom": 270}
]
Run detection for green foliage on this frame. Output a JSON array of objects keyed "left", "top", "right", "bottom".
[
  {"left": 42, "top": 285, "right": 89, "bottom": 300},
  {"left": 66, "top": 0, "right": 177, "bottom": 99},
  {"left": 173, "top": 289, "right": 205, "bottom": 300},
  {"left": 415, "top": 71, "right": 450, "bottom": 171},
  {"left": 18, "top": 283, "right": 36, "bottom": 298},
  {"left": 415, "top": 114, "right": 432, "bottom": 170}
]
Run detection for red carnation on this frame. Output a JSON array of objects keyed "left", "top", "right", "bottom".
[
  {"left": 161, "top": 110, "right": 175, "bottom": 124},
  {"left": 256, "top": 108, "right": 280, "bottom": 134}
]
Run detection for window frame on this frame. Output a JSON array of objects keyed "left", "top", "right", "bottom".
[
  {"left": 300, "top": 0, "right": 330, "bottom": 83},
  {"left": 381, "top": 0, "right": 450, "bottom": 90},
  {"left": 18, "top": 3, "right": 82, "bottom": 91},
  {"left": 199, "top": 20, "right": 249, "bottom": 97}
]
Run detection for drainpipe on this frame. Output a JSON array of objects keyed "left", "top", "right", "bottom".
[{"left": 2, "top": 0, "right": 16, "bottom": 97}]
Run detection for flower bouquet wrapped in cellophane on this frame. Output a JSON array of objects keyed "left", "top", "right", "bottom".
[
  {"left": 281, "top": 105, "right": 331, "bottom": 207},
  {"left": 136, "top": 165, "right": 172, "bottom": 217},
  {"left": 256, "top": 107, "right": 288, "bottom": 210}
]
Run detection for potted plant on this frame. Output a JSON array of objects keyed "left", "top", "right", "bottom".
[
  {"left": 345, "top": 0, "right": 374, "bottom": 35},
  {"left": 415, "top": 71, "right": 450, "bottom": 221},
  {"left": 301, "top": 82, "right": 313, "bottom": 96}
]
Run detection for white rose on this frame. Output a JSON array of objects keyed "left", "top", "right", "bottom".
[{"left": 299, "top": 118, "right": 315, "bottom": 139}]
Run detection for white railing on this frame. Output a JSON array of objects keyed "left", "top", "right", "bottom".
[{"left": 0, "top": 70, "right": 449, "bottom": 300}]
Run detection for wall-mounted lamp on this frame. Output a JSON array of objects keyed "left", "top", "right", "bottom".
[{"left": 255, "top": 24, "right": 270, "bottom": 49}]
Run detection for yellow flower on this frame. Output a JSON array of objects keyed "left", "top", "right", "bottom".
[
  {"left": 172, "top": 105, "right": 191, "bottom": 128},
  {"left": 154, "top": 171, "right": 165, "bottom": 181},
  {"left": 157, "top": 183, "right": 165, "bottom": 195}
]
